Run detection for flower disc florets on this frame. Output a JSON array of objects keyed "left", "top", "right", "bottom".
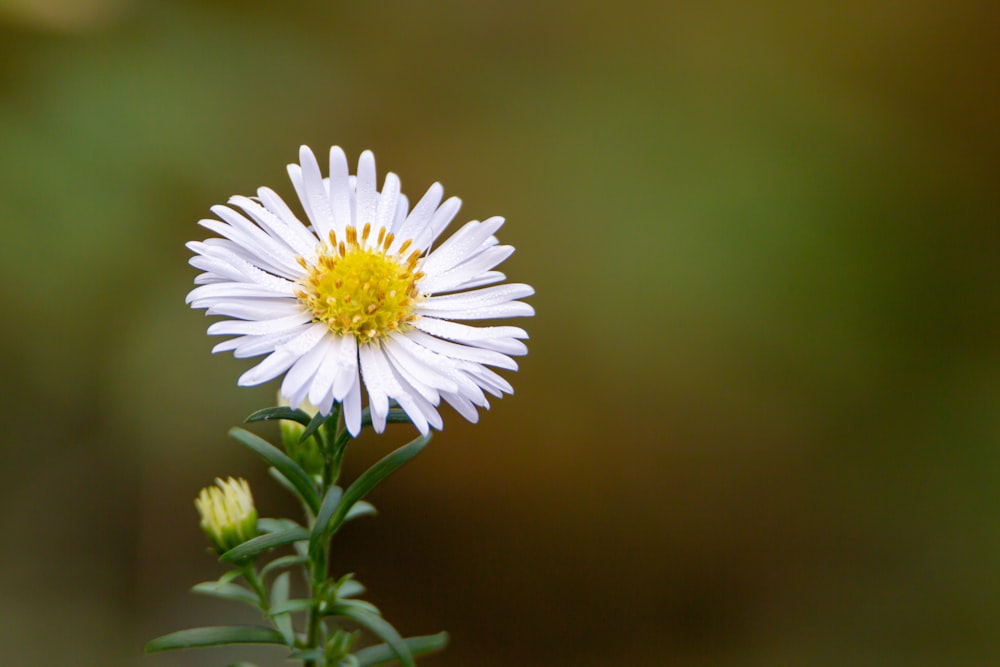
[{"left": 298, "top": 225, "right": 424, "bottom": 342}]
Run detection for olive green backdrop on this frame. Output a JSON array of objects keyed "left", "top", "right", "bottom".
[{"left": 1, "top": 1, "right": 998, "bottom": 665}]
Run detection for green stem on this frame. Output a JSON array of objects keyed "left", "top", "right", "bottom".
[
  {"left": 303, "top": 406, "right": 349, "bottom": 666},
  {"left": 304, "top": 557, "right": 325, "bottom": 666},
  {"left": 242, "top": 564, "right": 268, "bottom": 612}
]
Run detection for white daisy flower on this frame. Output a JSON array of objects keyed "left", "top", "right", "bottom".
[{"left": 186, "top": 146, "right": 534, "bottom": 436}]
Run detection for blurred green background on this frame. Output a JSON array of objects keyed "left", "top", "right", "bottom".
[{"left": 1, "top": 1, "right": 998, "bottom": 665}]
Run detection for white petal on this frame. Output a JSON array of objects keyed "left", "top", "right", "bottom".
[
  {"left": 414, "top": 317, "right": 528, "bottom": 355},
  {"left": 297, "top": 145, "right": 336, "bottom": 240},
  {"left": 234, "top": 193, "right": 317, "bottom": 259},
  {"left": 343, "top": 371, "right": 362, "bottom": 436},
  {"left": 421, "top": 283, "right": 533, "bottom": 310},
  {"left": 208, "top": 312, "right": 312, "bottom": 337},
  {"left": 254, "top": 187, "right": 320, "bottom": 256},
  {"left": 331, "top": 335, "right": 358, "bottom": 400},
  {"left": 373, "top": 172, "right": 401, "bottom": 240},
  {"left": 308, "top": 336, "right": 346, "bottom": 408},
  {"left": 187, "top": 281, "right": 297, "bottom": 306},
  {"left": 392, "top": 183, "right": 443, "bottom": 253},
  {"left": 200, "top": 210, "right": 301, "bottom": 278},
  {"left": 417, "top": 245, "right": 514, "bottom": 294},
  {"left": 358, "top": 344, "right": 391, "bottom": 431},
  {"left": 205, "top": 298, "right": 305, "bottom": 321},
  {"left": 355, "top": 150, "right": 378, "bottom": 232},
  {"left": 383, "top": 337, "right": 458, "bottom": 394},
  {"left": 405, "top": 330, "right": 518, "bottom": 370},
  {"left": 327, "top": 147, "right": 353, "bottom": 238},
  {"left": 390, "top": 193, "right": 410, "bottom": 233},
  {"left": 424, "top": 196, "right": 462, "bottom": 250},
  {"left": 281, "top": 334, "right": 329, "bottom": 408},
  {"left": 440, "top": 390, "right": 481, "bottom": 423},
  {"left": 389, "top": 366, "right": 441, "bottom": 431},
  {"left": 359, "top": 344, "right": 431, "bottom": 434},
  {"left": 420, "top": 217, "right": 505, "bottom": 276},
  {"left": 218, "top": 328, "right": 303, "bottom": 358},
  {"left": 440, "top": 270, "right": 506, "bottom": 292},
  {"left": 418, "top": 301, "right": 535, "bottom": 320},
  {"left": 380, "top": 343, "right": 443, "bottom": 404},
  {"left": 388, "top": 332, "right": 489, "bottom": 405},
  {"left": 238, "top": 322, "right": 327, "bottom": 386}
]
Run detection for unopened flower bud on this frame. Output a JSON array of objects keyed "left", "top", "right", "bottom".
[
  {"left": 195, "top": 477, "right": 258, "bottom": 553},
  {"left": 279, "top": 393, "right": 324, "bottom": 477}
]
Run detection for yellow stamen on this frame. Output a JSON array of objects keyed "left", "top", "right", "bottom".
[{"left": 297, "top": 226, "right": 424, "bottom": 342}]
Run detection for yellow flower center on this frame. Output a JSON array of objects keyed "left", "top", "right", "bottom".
[{"left": 297, "top": 224, "right": 424, "bottom": 342}]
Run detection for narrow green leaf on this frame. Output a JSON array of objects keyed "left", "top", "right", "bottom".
[
  {"left": 229, "top": 427, "right": 320, "bottom": 512},
  {"left": 246, "top": 406, "right": 312, "bottom": 426},
  {"left": 345, "top": 500, "right": 377, "bottom": 522},
  {"left": 288, "top": 649, "right": 325, "bottom": 661},
  {"left": 270, "top": 571, "right": 294, "bottom": 645},
  {"left": 145, "top": 626, "right": 285, "bottom": 652},
  {"left": 261, "top": 554, "right": 309, "bottom": 579},
  {"left": 257, "top": 518, "right": 304, "bottom": 534},
  {"left": 354, "top": 632, "right": 450, "bottom": 666},
  {"left": 329, "top": 434, "right": 429, "bottom": 534},
  {"left": 337, "top": 580, "right": 366, "bottom": 599},
  {"left": 270, "top": 571, "right": 290, "bottom": 607},
  {"left": 191, "top": 582, "right": 259, "bottom": 607},
  {"left": 310, "top": 485, "right": 344, "bottom": 553},
  {"left": 218, "top": 569, "right": 244, "bottom": 585},
  {"left": 298, "top": 410, "right": 327, "bottom": 444},
  {"left": 268, "top": 598, "right": 316, "bottom": 616},
  {"left": 267, "top": 466, "right": 308, "bottom": 503},
  {"left": 330, "top": 598, "right": 380, "bottom": 616},
  {"left": 220, "top": 527, "right": 309, "bottom": 563},
  {"left": 330, "top": 605, "right": 413, "bottom": 667}
]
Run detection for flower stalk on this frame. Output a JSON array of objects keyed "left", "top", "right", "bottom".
[{"left": 146, "top": 403, "right": 447, "bottom": 666}]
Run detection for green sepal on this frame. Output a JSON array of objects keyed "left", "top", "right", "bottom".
[
  {"left": 268, "top": 598, "right": 316, "bottom": 616},
  {"left": 190, "top": 581, "right": 259, "bottom": 607},
  {"left": 220, "top": 526, "right": 309, "bottom": 563},
  {"left": 353, "top": 632, "right": 450, "bottom": 666},
  {"left": 260, "top": 554, "right": 310, "bottom": 579},
  {"left": 246, "top": 406, "right": 312, "bottom": 426},
  {"left": 328, "top": 433, "right": 430, "bottom": 535},
  {"left": 229, "top": 427, "right": 320, "bottom": 513},
  {"left": 270, "top": 571, "right": 294, "bottom": 645},
  {"left": 145, "top": 626, "right": 286, "bottom": 652},
  {"left": 310, "top": 485, "right": 345, "bottom": 554},
  {"left": 328, "top": 604, "right": 413, "bottom": 667},
  {"left": 345, "top": 500, "right": 377, "bottom": 522}
]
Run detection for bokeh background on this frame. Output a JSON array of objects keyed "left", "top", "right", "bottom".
[{"left": 1, "top": 1, "right": 998, "bottom": 665}]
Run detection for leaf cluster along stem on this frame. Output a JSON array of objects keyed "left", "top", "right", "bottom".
[{"left": 146, "top": 404, "right": 445, "bottom": 666}]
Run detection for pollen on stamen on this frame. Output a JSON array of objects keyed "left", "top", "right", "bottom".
[{"left": 295, "top": 233, "right": 425, "bottom": 343}]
